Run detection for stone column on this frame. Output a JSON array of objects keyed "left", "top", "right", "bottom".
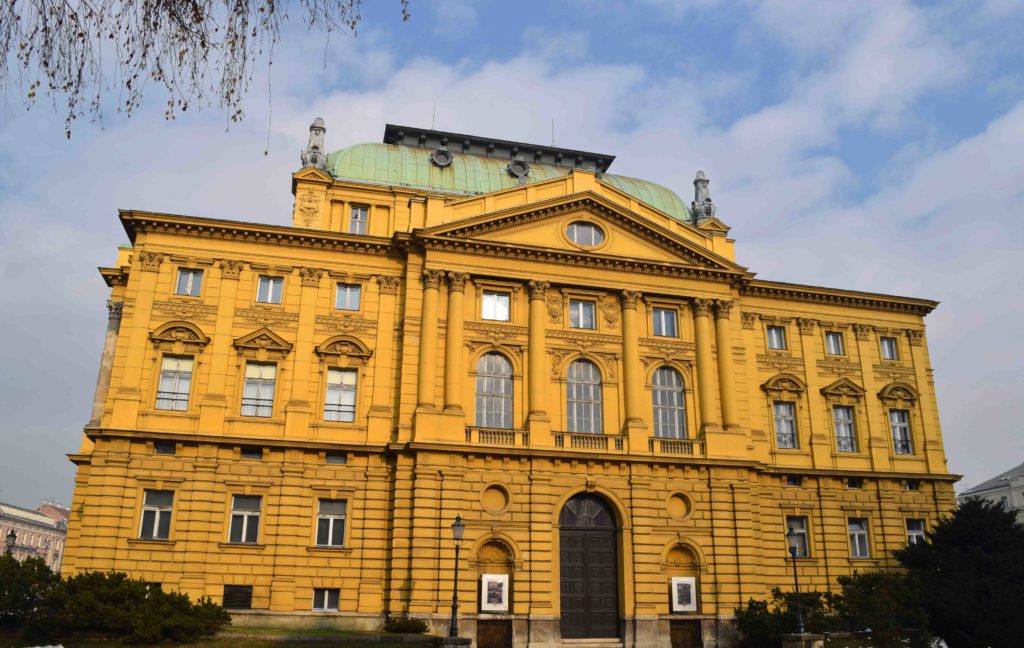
[
  {"left": 443, "top": 272, "right": 468, "bottom": 412},
  {"left": 417, "top": 269, "right": 444, "bottom": 409},
  {"left": 88, "top": 300, "right": 124, "bottom": 426},
  {"left": 714, "top": 300, "right": 739, "bottom": 429},
  {"left": 692, "top": 298, "right": 719, "bottom": 431},
  {"left": 621, "top": 290, "right": 644, "bottom": 425},
  {"left": 527, "top": 281, "right": 550, "bottom": 423}
]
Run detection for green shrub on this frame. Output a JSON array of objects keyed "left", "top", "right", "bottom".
[
  {"left": 0, "top": 555, "right": 59, "bottom": 630},
  {"left": 735, "top": 587, "right": 841, "bottom": 647},
  {"left": 833, "top": 571, "right": 929, "bottom": 648},
  {"left": 22, "top": 571, "right": 230, "bottom": 644},
  {"left": 383, "top": 616, "right": 429, "bottom": 634}
]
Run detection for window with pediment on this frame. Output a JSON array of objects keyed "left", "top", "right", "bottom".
[
  {"left": 762, "top": 373, "right": 806, "bottom": 450},
  {"left": 820, "top": 377, "right": 866, "bottom": 454}
]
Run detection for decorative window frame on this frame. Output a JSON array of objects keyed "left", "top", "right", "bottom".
[
  {"left": 170, "top": 262, "right": 211, "bottom": 299},
  {"left": 760, "top": 317, "right": 793, "bottom": 354},
  {"left": 250, "top": 266, "right": 291, "bottom": 306},
  {"left": 781, "top": 508, "right": 815, "bottom": 559},
  {"left": 558, "top": 214, "right": 610, "bottom": 253},
  {"left": 820, "top": 377, "right": 867, "bottom": 455},
  {"left": 878, "top": 381, "right": 922, "bottom": 457},
  {"left": 314, "top": 335, "right": 371, "bottom": 426},
  {"left": 762, "top": 373, "right": 807, "bottom": 452},
  {"left": 645, "top": 300, "right": 684, "bottom": 339},
  {"left": 474, "top": 279, "right": 521, "bottom": 324},
  {"left": 309, "top": 486, "right": 357, "bottom": 551},
  {"left": 150, "top": 321, "right": 210, "bottom": 355},
  {"left": 643, "top": 361, "right": 696, "bottom": 440},
  {"left": 820, "top": 323, "right": 850, "bottom": 357},
  {"left": 234, "top": 327, "right": 293, "bottom": 362}
]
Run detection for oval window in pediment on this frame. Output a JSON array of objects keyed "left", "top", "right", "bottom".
[{"left": 567, "top": 221, "right": 605, "bottom": 246}]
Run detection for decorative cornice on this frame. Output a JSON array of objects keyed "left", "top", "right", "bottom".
[
  {"left": 447, "top": 271, "right": 469, "bottom": 292},
  {"left": 740, "top": 280, "right": 938, "bottom": 317},
  {"left": 298, "top": 267, "right": 324, "bottom": 287},
  {"left": 377, "top": 275, "right": 401, "bottom": 295},
  {"left": 120, "top": 211, "right": 393, "bottom": 257},
  {"left": 422, "top": 269, "right": 445, "bottom": 289},
  {"left": 99, "top": 266, "right": 129, "bottom": 287}
]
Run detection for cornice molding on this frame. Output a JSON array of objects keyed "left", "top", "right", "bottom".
[
  {"left": 741, "top": 280, "right": 937, "bottom": 317},
  {"left": 119, "top": 211, "right": 394, "bottom": 257}
]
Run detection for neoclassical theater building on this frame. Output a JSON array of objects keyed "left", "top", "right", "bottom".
[{"left": 63, "top": 121, "right": 957, "bottom": 648}]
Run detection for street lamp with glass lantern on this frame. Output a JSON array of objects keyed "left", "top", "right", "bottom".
[
  {"left": 5, "top": 529, "right": 16, "bottom": 555},
  {"left": 447, "top": 515, "right": 466, "bottom": 638},
  {"left": 785, "top": 526, "right": 806, "bottom": 634}
]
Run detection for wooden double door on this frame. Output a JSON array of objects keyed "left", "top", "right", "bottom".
[{"left": 559, "top": 493, "right": 619, "bottom": 639}]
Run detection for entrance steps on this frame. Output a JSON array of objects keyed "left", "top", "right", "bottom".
[{"left": 560, "top": 640, "right": 624, "bottom": 648}]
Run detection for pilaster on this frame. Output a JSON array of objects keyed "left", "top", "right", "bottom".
[
  {"left": 198, "top": 259, "right": 242, "bottom": 434},
  {"left": 692, "top": 298, "right": 721, "bottom": 436},
  {"left": 526, "top": 280, "right": 552, "bottom": 442},
  {"left": 367, "top": 275, "right": 400, "bottom": 444}
]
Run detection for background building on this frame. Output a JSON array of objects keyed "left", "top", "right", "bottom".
[
  {"left": 1, "top": 500, "right": 69, "bottom": 570},
  {"left": 62, "top": 120, "right": 957, "bottom": 648},
  {"left": 958, "top": 461, "right": 1024, "bottom": 522}
]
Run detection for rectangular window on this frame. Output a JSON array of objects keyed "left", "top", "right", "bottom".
[
  {"left": 774, "top": 401, "right": 798, "bottom": 449},
  {"left": 880, "top": 336, "right": 899, "bottom": 361},
  {"left": 139, "top": 490, "right": 173, "bottom": 540},
  {"left": 229, "top": 495, "right": 261, "bottom": 544},
  {"left": 785, "top": 516, "right": 809, "bottom": 558},
  {"left": 256, "top": 276, "right": 283, "bottom": 304},
  {"left": 241, "top": 363, "right": 276, "bottom": 417},
  {"left": 312, "top": 588, "right": 340, "bottom": 611},
  {"left": 348, "top": 206, "right": 368, "bottom": 235},
  {"left": 890, "top": 409, "right": 913, "bottom": 454},
  {"left": 569, "top": 300, "right": 596, "bottom": 329},
  {"left": 847, "top": 477, "right": 864, "bottom": 489},
  {"left": 767, "top": 325, "right": 787, "bottom": 350},
  {"left": 175, "top": 268, "right": 203, "bottom": 296},
  {"left": 324, "top": 368, "right": 357, "bottom": 422},
  {"left": 825, "top": 331, "right": 845, "bottom": 355},
  {"left": 315, "top": 499, "right": 347, "bottom": 547},
  {"left": 833, "top": 405, "right": 857, "bottom": 452},
  {"left": 652, "top": 308, "right": 678, "bottom": 337},
  {"left": 906, "top": 519, "right": 926, "bottom": 545},
  {"left": 222, "top": 585, "right": 253, "bottom": 609},
  {"left": 481, "top": 291, "right": 511, "bottom": 321},
  {"left": 905, "top": 479, "right": 920, "bottom": 491},
  {"left": 786, "top": 475, "right": 803, "bottom": 487},
  {"left": 155, "top": 356, "right": 193, "bottom": 411},
  {"left": 325, "top": 452, "right": 347, "bottom": 465},
  {"left": 153, "top": 441, "right": 176, "bottom": 455},
  {"left": 240, "top": 446, "right": 263, "bottom": 460},
  {"left": 335, "top": 283, "right": 361, "bottom": 310},
  {"left": 848, "top": 518, "right": 871, "bottom": 558}
]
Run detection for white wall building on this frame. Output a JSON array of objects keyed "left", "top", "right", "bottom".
[{"left": 958, "top": 461, "right": 1024, "bottom": 523}]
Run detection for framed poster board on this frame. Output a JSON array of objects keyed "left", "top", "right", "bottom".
[
  {"left": 670, "top": 577, "right": 697, "bottom": 613},
  {"left": 480, "top": 574, "right": 510, "bottom": 613}
]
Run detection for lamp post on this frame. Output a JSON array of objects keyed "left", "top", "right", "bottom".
[
  {"left": 5, "top": 529, "right": 16, "bottom": 556},
  {"left": 448, "top": 515, "right": 465, "bottom": 638},
  {"left": 785, "top": 526, "right": 806, "bottom": 634}
]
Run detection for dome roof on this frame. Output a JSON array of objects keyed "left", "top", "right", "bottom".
[{"left": 326, "top": 143, "right": 692, "bottom": 224}]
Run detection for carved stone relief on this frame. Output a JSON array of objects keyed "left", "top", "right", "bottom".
[
  {"left": 545, "top": 290, "right": 563, "bottom": 323},
  {"left": 756, "top": 354, "right": 803, "bottom": 372},
  {"left": 219, "top": 259, "right": 244, "bottom": 279},
  {"left": 298, "top": 267, "right": 324, "bottom": 287},
  {"left": 377, "top": 275, "right": 400, "bottom": 295},
  {"left": 297, "top": 189, "right": 320, "bottom": 227},
  {"left": 315, "top": 315, "right": 376, "bottom": 334},
  {"left": 600, "top": 296, "right": 620, "bottom": 328},
  {"left": 853, "top": 323, "right": 873, "bottom": 341},
  {"left": 907, "top": 330, "right": 924, "bottom": 346},
  {"left": 816, "top": 358, "right": 862, "bottom": 376},
  {"left": 235, "top": 308, "right": 299, "bottom": 329},
  {"left": 138, "top": 251, "right": 163, "bottom": 272},
  {"left": 797, "top": 318, "right": 817, "bottom": 335},
  {"left": 422, "top": 269, "right": 445, "bottom": 289},
  {"left": 153, "top": 301, "right": 218, "bottom": 323},
  {"left": 740, "top": 312, "right": 758, "bottom": 329}
]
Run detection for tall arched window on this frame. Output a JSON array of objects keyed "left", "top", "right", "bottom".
[
  {"left": 566, "top": 359, "right": 603, "bottom": 434},
  {"left": 475, "top": 352, "right": 513, "bottom": 429},
  {"left": 652, "top": 366, "right": 687, "bottom": 439}
]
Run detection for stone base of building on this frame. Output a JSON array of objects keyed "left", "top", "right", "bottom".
[{"left": 226, "top": 611, "right": 741, "bottom": 648}]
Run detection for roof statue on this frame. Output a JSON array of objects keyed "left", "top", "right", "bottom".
[
  {"left": 300, "top": 117, "right": 328, "bottom": 169},
  {"left": 691, "top": 170, "right": 717, "bottom": 223}
]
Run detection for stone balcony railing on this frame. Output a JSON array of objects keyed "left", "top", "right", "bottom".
[
  {"left": 462, "top": 427, "right": 705, "bottom": 458},
  {"left": 465, "top": 427, "right": 530, "bottom": 447},
  {"left": 553, "top": 432, "right": 627, "bottom": 452},
  {"left": 647, "top": 437, "right": 705, "bottom": 457}
]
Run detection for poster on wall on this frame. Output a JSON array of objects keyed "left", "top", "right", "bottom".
[
  {"left": 480, "top": 574, "right": 510, "bottom": 613},
  {"left": 670, "top": 577, "right": 697, "bottom": 612}
]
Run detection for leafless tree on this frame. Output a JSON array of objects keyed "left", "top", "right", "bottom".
[{"left": 0, "top": 0, "right": 410, "bottom": 137}]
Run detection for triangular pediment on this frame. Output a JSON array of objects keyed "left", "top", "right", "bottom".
[
  {"left": 234, "top": 327, "right": 293, "bottom": 360},
  {"left": 820, "top": 377, "right": 866, "bottom": 399},
  {"left": 418, "top": 192, "right": 745, "bottom": 273},
  {"left": 696, "top": 216, "right": 731, "bottom": 235}
]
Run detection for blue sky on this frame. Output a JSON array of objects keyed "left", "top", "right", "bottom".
[{"left": 1, "top": 0, "right": 1023, "bottom": 508}]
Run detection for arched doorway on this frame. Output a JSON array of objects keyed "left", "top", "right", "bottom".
[{"left": 559, "top": 493, "right": 619, "bottom": 639}]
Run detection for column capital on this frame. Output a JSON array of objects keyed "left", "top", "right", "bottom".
[
  {"left": 377, "top": 275, "right": 401, "bottom": 295},
  {"left": 714, "top": 299, "right": 733, "bottom": 319},
  {"left": 422, "top": 269, "right": 445, "bottom": 289},
  {"left": 692, "top": 298, "right": 714, "bottom": 318},
  {"left": 447, "top": 271, "right": 469, "bottom": 292},
  {"left": 528, "top": 280, "right": 550, "bottom": 300},
  {"left": 106, "top": 300, "right": 124, "bottom": 322},
  {"left": 219, "top": 259, "right": 244, "bottom": 279},
  {"left": 298, "top": 266, "right": 324, "bottom": 287},
  {"left": 138, "top": 250, "right": 163, "bottom": 272},
  {"left": 621, "top": 290, "right": 642, "bottom": 310}
]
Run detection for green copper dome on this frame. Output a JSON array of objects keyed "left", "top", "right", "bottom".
[{"left": 326, "top": 143, "right": 692, "bottom": 223}]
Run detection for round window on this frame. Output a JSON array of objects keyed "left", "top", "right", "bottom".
[{"left": 567, "top": 221, "right": 605, "bottom": 246}]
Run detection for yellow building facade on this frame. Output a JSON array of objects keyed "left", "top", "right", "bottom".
[{"left": 63, "top": 122, "right": 957, "bottom": 648}]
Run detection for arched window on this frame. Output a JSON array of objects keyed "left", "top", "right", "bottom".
[
  {"left": 475, "top": 353, "right": 513, "bottom": 429},
  {"left": 566, "top": 359, "right": 603, "bottom": 434},
  {"left": 653, "top": 367, "right": 687, "bottom": 439}
]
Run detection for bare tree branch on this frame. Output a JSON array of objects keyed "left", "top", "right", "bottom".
[{"left": 0, "top": 0, "right": 411, "bottom": 138}]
